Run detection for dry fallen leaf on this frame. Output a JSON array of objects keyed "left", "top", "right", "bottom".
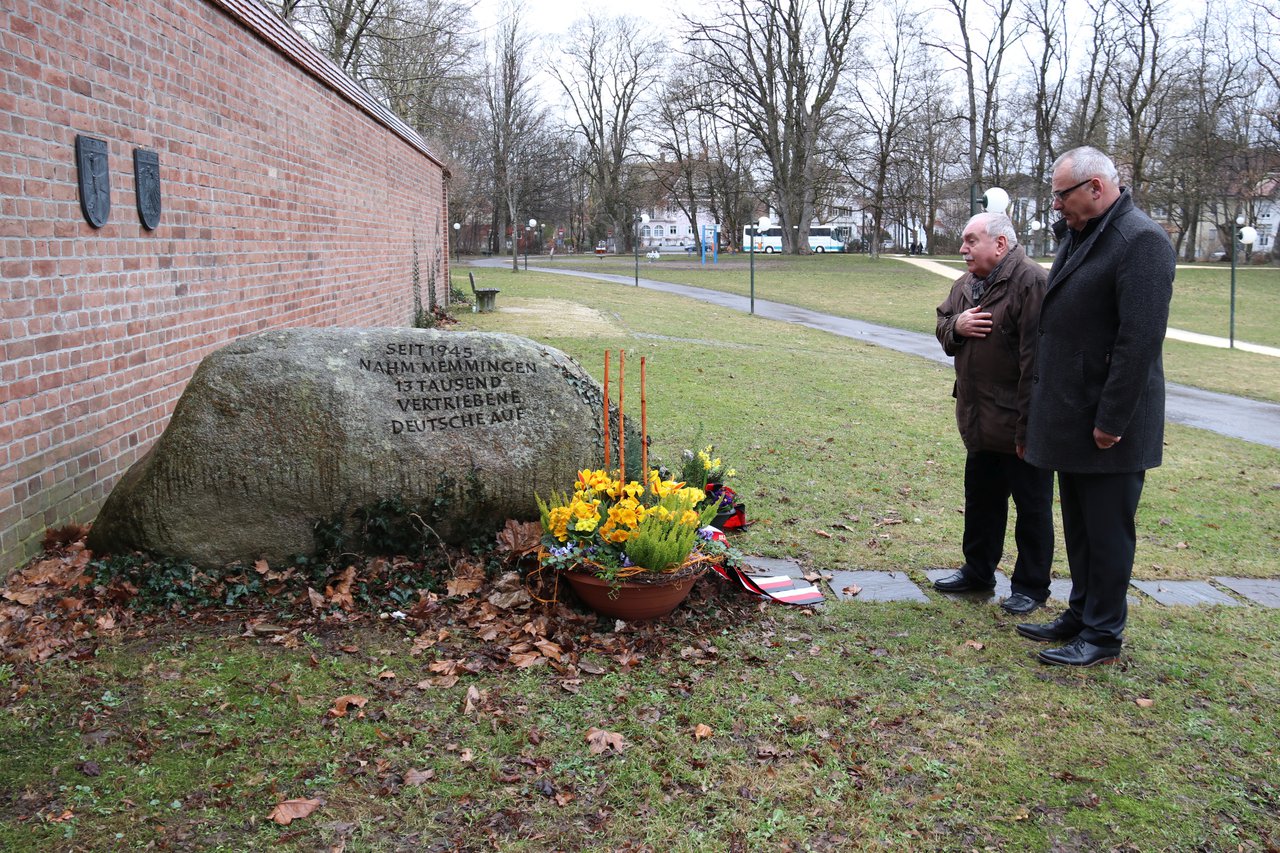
[
  {"left": 268, "top": 797, "right": 322, "bottom": 826},
  {"left": 842, "top": 584, "right": 862, "bottom": 597},
  {"left": 325, "top": 566, "right": 356, "bottom": 610},
  {"left": 404, "top": 768, "right": 435, "bottom": 786},
  {"left": 446, "top": 560, "right": 487, "bottom": 597},
  {"left": 463, "top": 685, "right": 483, "bottom": 716},
  {"left": 585, "top": 727, "right": 627, "bottom": 755},
  {"left": 1135, "top": 697, "right": 1155, "bottom": 708},
  {"left": 693, "top": 723, "right": 714, "bottom": 741},
  {"left": 964, "top": 640, "right": 985, "bottom": 651},
  {"left": 328, "top": 695, "right": 368, "bottom": 718},
  {"left": 377, "top": 670, "right": 396, "bottom": 680}
]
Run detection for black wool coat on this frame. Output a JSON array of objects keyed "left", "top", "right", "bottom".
[{"left": 1025, "top": 189, "right": 1175, "bottom": 474}]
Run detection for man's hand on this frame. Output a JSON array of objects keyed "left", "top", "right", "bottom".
[
  {"left": 954, "top": 306, "right": 993, "bottom": 338},
  {"left": 1093, "top": 428, "right": 1121, "bottom": 450}
]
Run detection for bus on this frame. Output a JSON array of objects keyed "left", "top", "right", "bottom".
[{"left": 743, "top": 225, "right": 848, "bottom": 253}]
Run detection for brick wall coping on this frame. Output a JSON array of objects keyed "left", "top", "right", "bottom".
[{"left": 207, "top": 0, "right": 444, "bottom": 171}]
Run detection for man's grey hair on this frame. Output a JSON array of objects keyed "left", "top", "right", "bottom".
[
  {"left": 969, "top": 212, "right": 1018, "bottom": 247},
  {"left": 1053, "top": 146, "right": 1119, "bottom": 186}
]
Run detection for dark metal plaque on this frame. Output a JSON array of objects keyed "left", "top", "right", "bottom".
[
  {"left": 75, "top": 134, "right": 110, "bottom": 228},
  {"left": 133, "top": 148, "right": 161, "bottom": 230}
]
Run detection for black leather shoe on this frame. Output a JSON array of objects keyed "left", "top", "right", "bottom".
[
  {"left": 1037, "top": 637, "right": 1121, "bottom": 667},
  {"left": 1015, "top": 613, "right": 1081, "bottom": 642},
  {"left": 932, "top": 570, "right": 996, "bottom": 593},
  {"left": 1000, "top": 593, "right": 1044, "bottom": 615}
]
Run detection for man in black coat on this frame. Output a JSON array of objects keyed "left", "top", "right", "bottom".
[
  {"left": 1019, "top": 146, "right": 1175, "bottom": 667},
  {"left": 933, "top": 213, "right": 1054, "bottom": 615}
]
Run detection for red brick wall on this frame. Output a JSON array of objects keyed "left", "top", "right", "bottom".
[{"left": 0, "top": 0, "right": 449, "bottom": 573}]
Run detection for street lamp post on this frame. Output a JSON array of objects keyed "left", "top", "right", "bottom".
[
  {"left": 1230, "top": 215, "right": 1258, "bottom": 349},
  {"left": 634, "top": 212, "right": 649, "bottom": 286},
  {"left": 452, "top": 221, "right": 460, "bottom": 263},
  {"left": 524, "top": 218, "right": 537, "bottom": 270},
  {"left": 981, "top": 187, "right": 1010, "bottom": 215},
  {"left": 1028, "top": 220, "right": 1042, "bottom": 258},
  {"left": 749, "top": 214, "right": 770, "bottom": 315}
]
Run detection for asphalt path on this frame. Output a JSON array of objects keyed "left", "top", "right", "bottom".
[{"left": 469, "top": 259, "right": 1280, "bottom": 450}]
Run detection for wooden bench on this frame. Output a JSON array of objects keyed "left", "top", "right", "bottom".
[{"left": 468, "top": 272, "right": 500, "bottom": 313}]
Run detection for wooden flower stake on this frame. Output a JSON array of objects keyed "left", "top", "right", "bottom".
[
  {"left": 618, "top": 349, "right": 626, "bottom": 482},
  {"left": 640, "top": 356, "right": 648, "bottom": 479},
  {"left": 603, "top": 350, "right": 611, "bottom": 471},
  {"left": 601, "top": 350, "right": 649, "bottom": 484}
]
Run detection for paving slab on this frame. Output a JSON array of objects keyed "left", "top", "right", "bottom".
[
  {"left": 828, "top": 570, "right": 929, "bottom": 603},
  {"left": 1130, "top": 580, "right": 1241, "bottom": 607},
  {"left": 1213, "top": 577, "right": 1280, "bottom": 608},
  {"left": 924, "top": 568, "right": 1006, "bottom": 603},
  {"left": 741, "top": 556, "right": 808, "bottom": 579},
  {"left": 925, "top": 569, "right": 1075, "bottom": 606},
  {"left": 1047, "top": 578, "right": 1074, "bottom": 602}
]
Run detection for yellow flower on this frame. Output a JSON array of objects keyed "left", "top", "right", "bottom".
[
  {"left": 679, "top": 509, "right": 701, "bottom": 527},
  {"left": 548, "top": 506, "right": 571, "bottom": 541},
  {"left": 675, "top": 487, "right": 707, "bottom": 507},
  {"left": 648, "top": 470, "right": 684, "bottom": 499},
  {"left": 600, "top": 524, "right": 631, "bottom": 544},
  {"left": 571, "top": 499, "right": 600, "bottom": 525}
]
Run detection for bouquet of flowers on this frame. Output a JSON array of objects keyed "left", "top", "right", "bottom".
[
  {"left": 536, "top": 468, "right": 733, "bottom": 582},
  {"left": 675, "top": 444, "right": 746, "bottom": 529},
  {"left": 678, "top": 444, "right": 736, "bottom": 492}
]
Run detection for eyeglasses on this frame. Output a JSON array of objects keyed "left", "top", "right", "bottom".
[{"left": 1051, "top": 178, "right": 1093, "bottom": 203}]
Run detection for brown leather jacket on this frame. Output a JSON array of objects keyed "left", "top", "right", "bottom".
[{"left": 935, "top": 245, "right": 1047, "bottom": 453}]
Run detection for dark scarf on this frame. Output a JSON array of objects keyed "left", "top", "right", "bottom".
[{"left": 970, "top": 255, "right": 1009, "bottom": 302}]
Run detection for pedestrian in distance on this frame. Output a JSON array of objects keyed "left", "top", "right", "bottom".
[
  {"left": 1019, "top": 145, "right": 1175, "bottom": 667},
  {"left": 933, "top": 212, "right": 1055, "bottom": 615}
]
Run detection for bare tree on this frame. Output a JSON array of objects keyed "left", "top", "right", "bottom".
[
  {"left": 1055, "top": 2, "right": 1110, "bottom": 151},
  {"left": 902, "top": 82, "right": 966, "bottom": 252},
  {"left": 1250, "top": 0, "right": 1280, "bottom": 149},
  {"left": 1017, "top": 0, "right": 1067, "bottom": 249},
  {"left": 1100, "top": 0, "right": 1181, "bottom": 201},
  {"left": 839, "top": 3, "right": 929, "bottom": 258},
  {"left": 367, "top": 0, "right": 475, "bottom": 137},
  {"left": 478, "top": 2, "right": 548, "bottom": 270},
  {"left": 684, "top": 0, "right": 870, "bottom": 253},
  {"left": 928, "top": 0, "right": 1022, "bottom": 214},
  {"left": 551, "top": 15, "right": 664, "bottom": 252},
  {"left": 650, "top": 60, "right": 711, "bottom": 248}
]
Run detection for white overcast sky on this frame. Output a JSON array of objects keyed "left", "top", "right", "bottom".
[{"left": 467, "top": 0, "right": 680, "bottom": 39}]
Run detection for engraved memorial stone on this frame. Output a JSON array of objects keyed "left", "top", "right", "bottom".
[
  {"left": 75, "top": 134, "right": 110, "bottom": 228},
  {"left": 133, "top": 148, "right": 161, "bottom": 230},
  {"left": 88, "top": 328, "right": 634, "bottom": 567}
]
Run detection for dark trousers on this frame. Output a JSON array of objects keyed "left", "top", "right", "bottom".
[
  {"left": 1058, "top": 470, "right": 1145, "bottom": 645},
  {"left": 961, "top": 450, "right": 1054, "bottom": 600}
]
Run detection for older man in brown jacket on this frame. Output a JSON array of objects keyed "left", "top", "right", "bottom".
[{"left": 932, "top": 212, "right": 1054, "bottom": 615}]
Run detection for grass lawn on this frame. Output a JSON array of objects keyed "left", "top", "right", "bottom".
[
  {"left": 521, "top": 252, "right": 1280, "bottom": 403},
  {"left": 1, "top": 270, "right": 1277, "bottom": 850}
]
